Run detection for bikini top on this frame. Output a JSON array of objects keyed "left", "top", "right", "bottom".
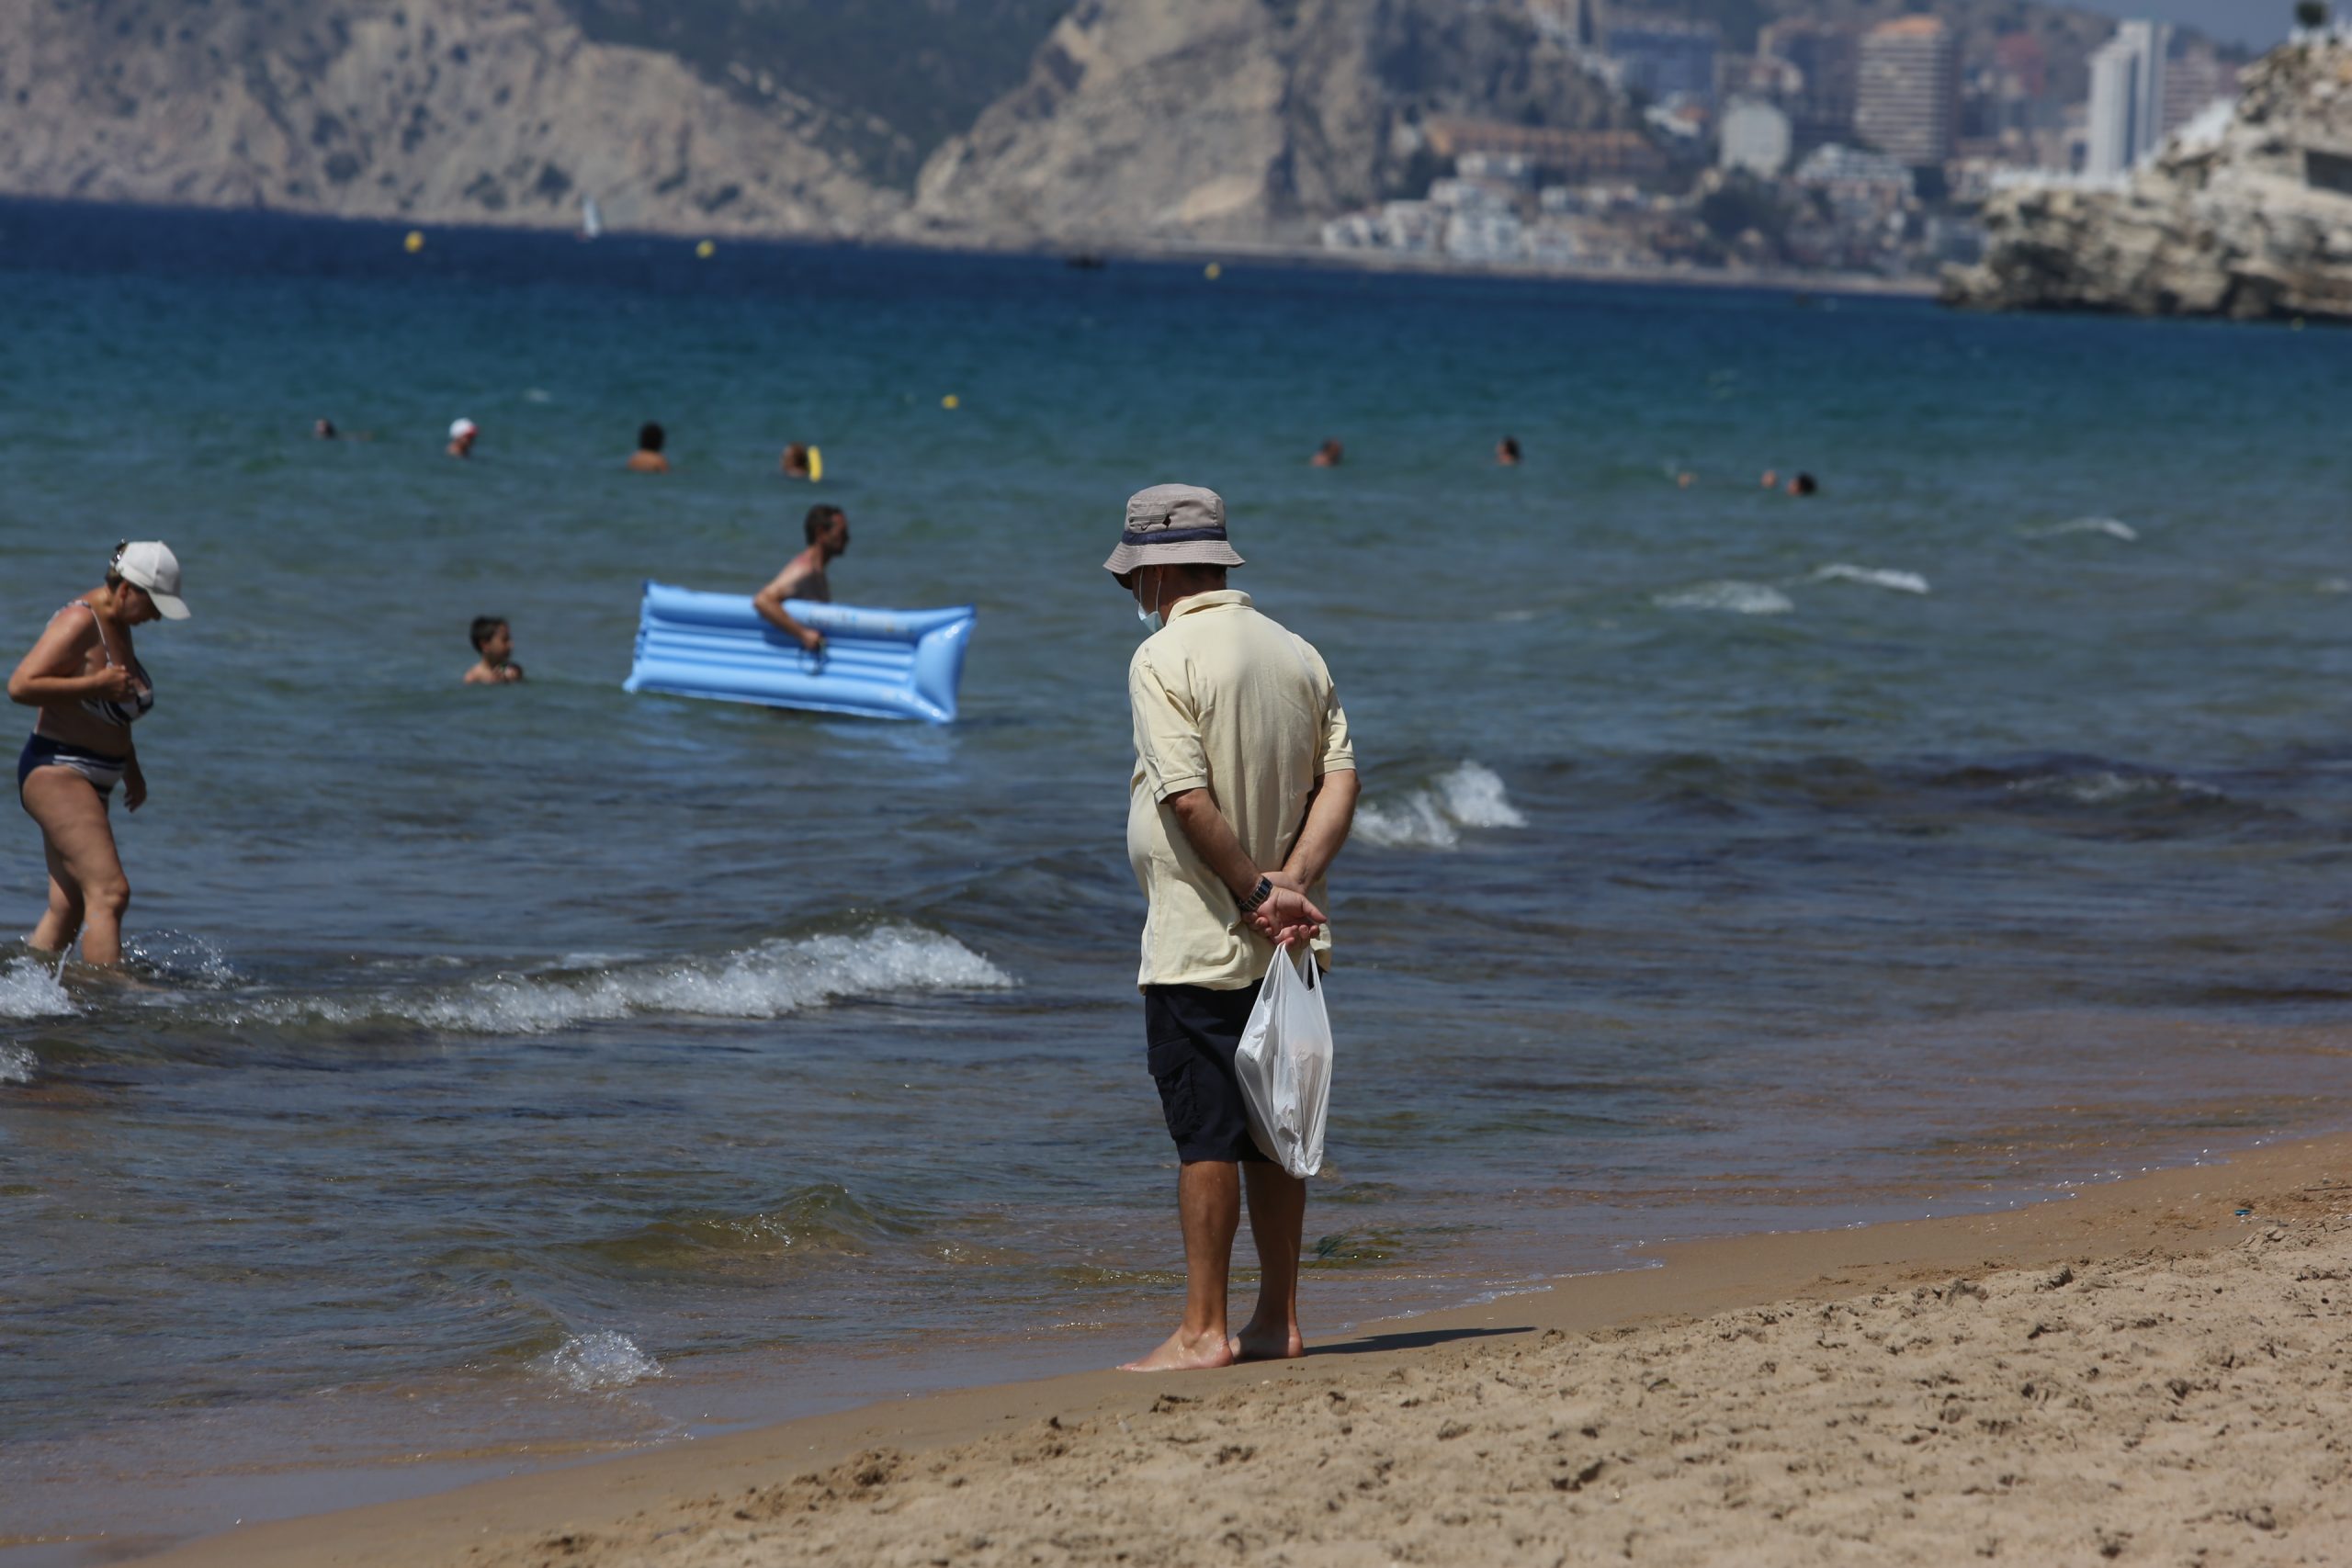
[{"left": 66, "top": 600, "right": 153, "bottom": 728}]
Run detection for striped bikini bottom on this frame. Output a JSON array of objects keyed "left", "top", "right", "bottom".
[{"left": 17, "top": 733, "right": 127, "bottom": 806}]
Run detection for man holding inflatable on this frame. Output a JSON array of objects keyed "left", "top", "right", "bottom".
[
  {"left": 753, "top": 503, "right": 849, "bottom": 655},
  {"left": 1106, "top": 483, "right": 1359, "bottom": 1372}
]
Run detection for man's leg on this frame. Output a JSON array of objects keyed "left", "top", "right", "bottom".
[
  {"left": 1118, "top": 1159, "right": 1240, "bottom": 1371},
  {"left": 1234, "top": 1164, "right": 1306, "bottom": 1361}
]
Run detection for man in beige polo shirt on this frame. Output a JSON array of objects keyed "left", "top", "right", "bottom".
[{"left": 1105, "top": 483, "right": 1361, "bottom": 1373}]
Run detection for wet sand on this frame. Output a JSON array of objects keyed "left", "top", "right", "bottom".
[{"left": 131, "top": 1132, "right": 2352, "bottom": 1567}]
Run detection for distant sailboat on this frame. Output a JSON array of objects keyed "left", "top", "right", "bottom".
[{"left": 580, "top": 196, "right": 604, "bottom": 241}]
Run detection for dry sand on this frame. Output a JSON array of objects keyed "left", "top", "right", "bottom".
[{"left": 144, "top": 1135, "right": 2352, "bottom": 1568}]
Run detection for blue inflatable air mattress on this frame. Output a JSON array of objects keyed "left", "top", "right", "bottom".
[{"left": 623, "top": 582, "right": 975, "bottom": 723}]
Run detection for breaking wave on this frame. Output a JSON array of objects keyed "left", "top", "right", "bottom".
[
  {"left": 1655, "top": 581, "right": 1794, "bottom": 616},
  {"left": 2030, "top": 516, "right": 2139, "bottom": 543},
  {"left": 0, "top": 958, "right": 74, "bottom": 1022},
  {"left": 1814, "top": 563, "right": 1929, "bottom": 595},
  {"left": 532, "top": 1330, "right": 662, "bottom": 1393},
  {"left": 0, "top": 1043, "right": 35, "bottom": 1085},
  {"left": 2005, "top": 770, "right": 2222, "bottom": 808},
  {"left": 1357, "top": 762, "right": 1527, "bottom": 850},
  {"left": 232, "top": 926, "right": 1013, "bottom": 1036}
]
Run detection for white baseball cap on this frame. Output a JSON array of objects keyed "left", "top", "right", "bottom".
[
  {"left": 449, "top": 417, "right": 479, "bottom": 440},
  {"left": 114, "top": 540, "right": 190, "bottom": 620}
]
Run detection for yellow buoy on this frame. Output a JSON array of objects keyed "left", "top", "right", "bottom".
[
  {"left": 807, "top": 446, "right": 823, "bottom": 482},
  {"left": 403, "top": 230, "right": 425, "bottom": 254},
  {"left": 695, "top": 240, "right": 716, "bottom": 260},
  {"left": 1204, "top": 262, "right": 1222, "bottom": 280},
  {"left": 941, "top": 393, "right": 960, "bottom": 410}
]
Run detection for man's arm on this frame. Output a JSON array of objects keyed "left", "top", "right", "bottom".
[
  {"left": 1164, "top": 788, "right": 1329, "bottom": 947},
  {"left": 1274, "top": 769, "right": 1358, "bottom": 891},
  {"left": 752, "top": 563, "right": 824, "bottom": 653}
]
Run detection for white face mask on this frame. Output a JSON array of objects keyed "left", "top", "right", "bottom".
[{"left": 1135, "top": 572, "right": 1163, "bottom": 634}]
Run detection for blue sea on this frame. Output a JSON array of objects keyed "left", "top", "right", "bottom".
[{"left": 4, "top": 200, "right": 2351, "bottom": 1556}]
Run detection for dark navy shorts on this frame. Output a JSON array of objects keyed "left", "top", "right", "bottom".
[{"left": 1144, "top": 980, "right": 1269, "bottom": 1165}]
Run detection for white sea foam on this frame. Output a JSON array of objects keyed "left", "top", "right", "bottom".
[
  {"left": 243, "top": 926, "right": 1012, "bottom": 1036},
  {"left": 1655, "top": 581, "right": 1794, "bottom": 616},
  {"left": 122, "top": 931, "right": 239, "bottom": 987},
  {"left": 2033, "top": 516, "right": 2139, "bottom": 543},
  {"left": 1357, "top": 762, "right": 1527, "bottom": 850},
  {"left": 1813, "top": 563, "right": 1929, "bottom": 595},
  {"left": 0, "top": 958, "right": 74, "bottom": 1021},
  {"left": 534, "top": 1330, "right": 661, "bottom": 1392},
  {"left": 2008, "top": 772, "right": 2221, "bottom": 807},
  {"left": 0, "top": 1043, "right": 35, "bottom": 1085}
]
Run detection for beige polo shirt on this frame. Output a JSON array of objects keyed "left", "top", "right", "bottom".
[{"left": 1125, "top": 590, "right": 1356, "bottom": 991}]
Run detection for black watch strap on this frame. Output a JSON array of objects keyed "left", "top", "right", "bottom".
[{"left": 1238, "top": 875, "right": 1273, "bottom": 915}]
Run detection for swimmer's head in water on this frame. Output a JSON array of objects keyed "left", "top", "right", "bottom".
[
  {"left": 782, "top": 443, "right": 812, "bottom": 477},
  {"left": 470, "top": 616, "right": 511, "bottom": 659},
  {"left": 1498, "top": 436, "right": 1521, "bottom": 465},
  {"left": 1789, "top": 472, "right": 1818, "bottom": 496},
  {"left": 1312, "top": 439, "right": 1344, "bottom": 466},
  {"left": 805, "top": 503, "right": 848, "bottom": 553},
  {"left": 315, "top": 418, "right": 338, "bottom": 439},
  {"left": 639, "top": 422, "right": 665, "bottom": 454},
  {"left": 448, "top": 417, "right": 479, "bottom": 456}
]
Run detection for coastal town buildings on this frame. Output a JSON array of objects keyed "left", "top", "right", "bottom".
[
  {"left": 1760, "top": 19, "right": 1860, "bottom": 149},
  {"left": 2163, "top": 42, "right": 2240, "bottom": 136},
  {"left": 1856, "top": 17, "right": 1959, "bottom": 172},
  {"left": 1324, "top": 8, "right": 2251, "bottom": 283},
  {"left": 1421, "top": 118, "right": 1668, "bottom": 185},
  {"left": 2086, "top": 20, "right": 2172, "bottom": 177},
  {"left": 1604, "top": 17, "right": 1721, "bottom": 107}
]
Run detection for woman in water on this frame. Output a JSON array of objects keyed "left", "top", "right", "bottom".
[{"left": 7, "top": 541, "right": 190, "bottom": 966}]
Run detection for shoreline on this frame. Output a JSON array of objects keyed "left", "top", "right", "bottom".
[
  {"left": 105, "top": 1127, "right": 2352, "bottom": 1567},
  {"left": 0, "top": 192, "right": 1939, "bottom": 303}
]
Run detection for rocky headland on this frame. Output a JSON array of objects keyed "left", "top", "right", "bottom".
[
  {"left": 1943, "top": 39, "right": 2352, "bottom": 322},
  {"left": 908, "top": 0, "right": 1623, "bottom": 248},
  {"left": 0, "top": 0, "right": 1616, "bottom": 249},
  {"left": 0, "top": 0, "right": 898, "bottom": 237}
]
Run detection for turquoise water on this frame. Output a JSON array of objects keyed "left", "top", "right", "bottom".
[{"left": 4, "top": 202, "right": 2352, "bottom": 1548}]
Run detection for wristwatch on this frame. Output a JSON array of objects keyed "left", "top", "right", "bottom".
[{"left": 1238, "top": 875, "right": 1273, "bottom": 915}]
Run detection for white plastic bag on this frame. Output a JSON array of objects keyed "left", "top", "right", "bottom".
[{"left": 1234, "top": 942, "right": 1333, "bottom": 1178}]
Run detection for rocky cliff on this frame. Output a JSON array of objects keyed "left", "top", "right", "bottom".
[
  {"left": 1942, "top": 39, "right": 2352, "bottom": 321},
  {"left": 0, "top": 0, "right": 899, "bottom": 236},
  {"left": 0, "top": 0, "right": 1631, "bottom": 250},
  {"left": 910, "top": 0, "right": 1627, "bottom": 247}
]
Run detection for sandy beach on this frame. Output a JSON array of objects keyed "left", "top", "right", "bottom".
[{"left": 119, "top": 1132, "right": 2351, "bottom": 1568}]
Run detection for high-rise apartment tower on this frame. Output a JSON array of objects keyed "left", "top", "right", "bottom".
[
  {"left": 2086, "top": 21, "right": 2173, "bottom": 178},
  {"left": 1855, "top": 17, "right": 1958, "bottom": 170}
]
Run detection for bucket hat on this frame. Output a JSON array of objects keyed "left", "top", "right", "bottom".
[{"left": 1103, "top": 484, "right": 1246, "bottom": 585}]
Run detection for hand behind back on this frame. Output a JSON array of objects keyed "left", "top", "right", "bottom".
[{"left": 1250, "top": 884, "right": 1327, "bottom": 948}]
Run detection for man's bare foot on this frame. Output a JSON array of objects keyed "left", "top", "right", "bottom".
[
  {"left": 1117, "top": 1326, "right": 1237, "bottom": 1372},
  {"left": 1229, "top": 1319, "right": 1305, "bottom": 1362}
]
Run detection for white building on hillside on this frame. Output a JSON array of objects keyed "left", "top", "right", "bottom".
[
  {"left": 2086, "top": 21, "right": 2171, "bottom": 179},
  {"left": 1719, "top": 99, "right": 1793, "bottom": 177}
]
